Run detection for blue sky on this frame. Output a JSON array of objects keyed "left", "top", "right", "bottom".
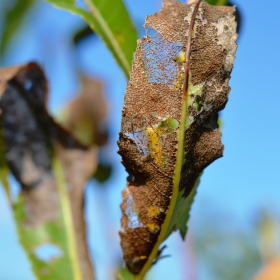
[{"left": 0, "top": 0, "right": 280, "bottom": 279}]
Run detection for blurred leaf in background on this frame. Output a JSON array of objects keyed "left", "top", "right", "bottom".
[
  {"left": 251, "top": 209, "right": 280, "bottom": 280},
  {"left": 0, "top": 0, "right": 36, "bottom": 56},
  {"left": 252, "top": 256, "right": 280, "bottom": 280},
  {"left": 0, "top": 65, "right": 21, "bottom": 203},
  {"left": 73, "top": 24, "right": 96, "bottom": 46},
  {"left": 58, "top": 76, "right": 113, "bottom": 185},
  {"left": 58, "top": 76, "right": 108, "bottom": 147},
  {"left": 0, "top": 63, "right": 98, "bottom": 280},
  {"left": 195, "top": 206, "right": 262, "bottom": 280},
  {"left": 93, "top": 163, "right": 112, "bottom": 183},
  {"left": 257, "top": 209, "right": 280, "bottom": 263},
  {"left": 44, "top": 0, "right": 138, "bottom": 78}
]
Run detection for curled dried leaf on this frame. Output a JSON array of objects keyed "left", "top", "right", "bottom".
[{"left": 118, "top": 0, "right": 237, "bottom": 276}]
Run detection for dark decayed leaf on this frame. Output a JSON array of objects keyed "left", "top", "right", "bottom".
[
  {"left": 0, "top": 65, "right": 25, "bottom": 202},
  {"left": 118, "top": 0, "right": 237, "bottom": 277},
  {"left": 0, "top": 63, "right": 97, "bottom": 280}
]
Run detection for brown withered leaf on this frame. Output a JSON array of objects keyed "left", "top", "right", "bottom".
[
  {"left": 0, "top": 63, "right": 96, "bottom": 280},
  {"left": 118, "top": 0, "right": 237, "bottom": 276},
  {"left": 0, "top": 65, "right": 21, "bottom": 96}
]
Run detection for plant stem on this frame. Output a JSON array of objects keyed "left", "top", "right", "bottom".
[
  {"left": 53, "top": 156, "right": 83, "bottom": 280},
  {"left": 84, "top": 0, "right": 131, "bottom": 78}
]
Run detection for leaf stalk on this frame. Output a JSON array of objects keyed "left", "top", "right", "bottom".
[{"left": 53, "top": 156, "right": 83, "bottom": 280}]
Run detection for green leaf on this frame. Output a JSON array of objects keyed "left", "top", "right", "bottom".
[
  {"left": 45, "top": 0, "right": 137, "bottom": 78},
  {"left": 14, "top": 161, "right": 81, "bottom": 280},
  {"left": 73, "top": 24, "right": 96, "bottom": 45},
  {"left": 0, "top": 65, "right": 22, "bottom": 203},
  {"left": 93, "top": 163, "right": 112, "bottom": 183},
  {"left": 0, "top": 126, "right": 11, "bottom": 204},
  {"left": 205, "top": 0, "right": 228, "bottom": 5},
  {"left": 0, "top": 0, "right": 36, "bottom": 55},
  {"left": 116, "top": 266, "right": 134, "bottom": 280},
  {"left": 166, "top": 175, "right": 201, "bottom": 240}
]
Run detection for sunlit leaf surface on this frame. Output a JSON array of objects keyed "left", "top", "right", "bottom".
[{"left": 44, "top": 0, "right": 137, "bottom": 78}]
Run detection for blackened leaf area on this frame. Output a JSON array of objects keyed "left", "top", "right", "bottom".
[{"left": 0, "top": 63, "right": 96, "bottom": 280}]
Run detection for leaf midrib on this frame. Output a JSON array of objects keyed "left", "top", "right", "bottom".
[
  {"left": 45, "top": 0, "right": 133, "bottom": 78},
  {"left": 84, "top": 0, "right": 131, "bottom": 78},
  {"left": 133, "top": 1, "right": 202, "bottom": 279}
]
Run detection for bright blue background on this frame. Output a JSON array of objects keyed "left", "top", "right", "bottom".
[{"left": 0, "top": 0, "right": 280, "bottom": 279}]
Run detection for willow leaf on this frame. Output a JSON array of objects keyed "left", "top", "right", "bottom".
[
  {"left": 0, "top": 127, "right": 11, "bottom": 204},
  {"left": 0, "top": 63, "right": 97, "bottom": 280},
  {"left": 0, "top": 0, "right": 35, "bottom": 55},
  {"left": 118, "top": 1, "right": 237, "bottom": 278},
  {"left": 44, "top": 0, "right": 137, "bottom": 78}
]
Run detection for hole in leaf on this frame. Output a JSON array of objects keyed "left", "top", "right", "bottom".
[
  {"left": 34, "top": 243, "right": 63, "bottom": 262},
  {"left": 142, "top": 27, "right": 183, "bottom": 87},
  {"left": 124, "top": 131, "right": 149, "bottom": 155},
  {"left": 125, "top": 117, "right": 178, "bottom": 167},
  {"left": 75, "top": 0, "right": 88, "bottom": 10},
  {"left": 195, "top": 96, "right": 202, "bottom": 112},
  {"left": 125, "top": 190, "right": 143, "bottom": 229},
  {"left": 23, "top": 80, "right": 33, "bottom": 91}
]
